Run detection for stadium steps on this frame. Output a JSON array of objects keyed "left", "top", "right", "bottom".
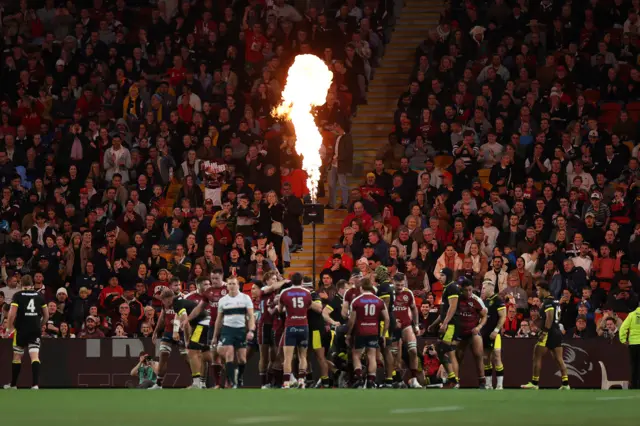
[
  {"left": 350, "top": 0, "right": 442, "bottom": 178},
  {"left": 288, "top": 192, "right": 346, "bottom": 277}
]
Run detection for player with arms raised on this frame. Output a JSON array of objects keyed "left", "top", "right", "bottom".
[
  {"left": 212, "top": 278, "right": 255, "bottom": 388},
  {"left": 392, "top": 273, "right": 421, "bottom": 389},
  {"left": 455, "top": 277, "right": 488, "bottom": 388},
  {"left": 278, "top": 273, "right": 323, "bottom": 389},
  {"left": 480, "top": 279, "right": 506, "bottom": 389},
  {"left": 346, "top": 278, "right": 389, "bottom": 389},
  {"left": 3, "top": 275, "right": 48, "bottom": 389},
  {"left": 521, "top": 280, "right": 570, "bottom": 390}
]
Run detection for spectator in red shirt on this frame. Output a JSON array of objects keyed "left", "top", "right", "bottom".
[
  {"left": 341, "top": 201, "right": 373, "bottom": 232},
  {"left": 323, "top": 243, "right": 354, "bottom": 271},
  {"left": 99, "top": 276, "right": 124, "bottom": 309},
  {"left": 167, "top": 56, "right": 186, "bottom": 87}
]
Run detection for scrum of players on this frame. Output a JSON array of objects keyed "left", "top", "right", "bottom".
[
  {"left": 4, "top": 264, "right": 568, "bottom": 390},
  {"left": 142, "top": 264, "right": 516, "bottom": 390}
]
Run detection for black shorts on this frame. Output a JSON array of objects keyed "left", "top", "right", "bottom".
[
  {"left": 13, "top": 328, "right": 41, "bottom": 352},
  {"left": 258, "top": 323, "right": 273, "bottom": 346},
  {"left": 482, "top": 332, "right": 503, "bottom": 350},
  {"left": 354, "top": 335, "right": 379, "bottom": 350},
  {"left": 440, "top": 323, "right": 459, "bottom": 344},
  {"left": 188, "top": 324, "right": 211, "bottom": 351},
  {"left": 537, "top": 328, "right": 562, "bottom": 350},
  {"left": 311, "top": 328, "right": 332, "bottom": 351}
]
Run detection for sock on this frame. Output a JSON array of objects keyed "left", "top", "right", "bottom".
[
  {"left": 11, "top": 361, "right": 21, "bottom": 387},
  {"left": 283, "top": 373, "right": 291, "bottom": 384},
  {"left": 354, "top": 368, "right": 363, "bottom": 379},
  {"left": 225, "top": 362, "right": 236, "bottom": 386},
  {"left": 267, "top": 369, "right": 274, "bottom": 385},
  {"left": 212, "top": 365, "right": 222, "bottom": 387},
  {"left": 392, "top": 370, "right": 401, "bottom": 383},
  {"left": 298, "top": 370, "right": 306, "bottom": 381},
  {"left": 562, "top": 375, "right": 569, "bottom": 386},
  {"left": 274, "top": 369, "right": 284, "bottom": 387},
  {"left": 156, "top": 375, "right": 164, "bottom": 387},
  {"left": 448, "top": 371, "right": 458, "bottom": 384},
  {"left": 410, "top": 369, "right": 417, "bottom": 378},
  {"left": 484, "top": 364, "right": 493, "bottom": 380},
  {"left": 260, "top": 373, "right": 268, "bottom": 386},
  {"left": 478, "top": 376, "right": 485, "bottom": 387},
  {"left": 192, "top": 372, "right": 201, "bottom": 386},
  {"left": 31, "top": 360, "right": 40, "bottom": 387},
  {"left": 200, "top": 375, "right": 207, "bottom": 388},
  {"left": 367, "top": 374, "right": 376, "bottom": 384},
  {"left": 532, "top": 376, "right": 539, "bottom": 386},
  {"left": 238, "top": 364, "right": 246, "bottom": 383},
  {"left": 495, "top": 365, "right": 503, "bottom": 387},
  {"left": 320, "top": 375, "right": 330, "bottom": 386},
  {"left": 384, "top": 376, "right": 393, "bottom": 385}
]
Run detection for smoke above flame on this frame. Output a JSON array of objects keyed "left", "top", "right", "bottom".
[{"left": 273, "top": 54, "right": 333, "bottom": 202}]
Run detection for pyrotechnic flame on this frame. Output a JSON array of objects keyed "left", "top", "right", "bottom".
[{"left": 273, "top": 54, "right": 333, "bottom": 202}]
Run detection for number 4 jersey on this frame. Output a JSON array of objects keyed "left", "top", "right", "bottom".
[{"left": 11, "top": 290, "right": 46, "bottom": 331}]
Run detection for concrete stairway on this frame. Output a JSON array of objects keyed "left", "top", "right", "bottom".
[{"left": 351, "top": 0, "right": 442, "bottom": 177}]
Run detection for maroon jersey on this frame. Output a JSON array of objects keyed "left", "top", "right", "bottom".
[
  {"left": 203, "top": 285, "right": 228, "bottom": 326},
  {"left": 393, "top": 288, "right": 416, "bottom": 329},
  {"left": 457, "top": 294, "right": 486, "bottom": 336},
  {"left": 279, "top": 286, "right": 312, "bottom": 327},
  {"left": 344, "top": 287, "right": 362, "bottom": 307},
  {"left": 163, "top": 307, "right": 177, "bottom": 333},
  {"left": 351, "top": 293, "right": 385, "bottom": 336},
  {"left": 259, "top": 290, "right": 277, "bottom": 325}
]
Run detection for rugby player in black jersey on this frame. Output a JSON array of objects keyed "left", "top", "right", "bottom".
[
  {"left": 521, "top": 280, "right": 570, "bottom": 390},
  {"left": 3, "top": 276, "right": 48, "bottom": 389}
]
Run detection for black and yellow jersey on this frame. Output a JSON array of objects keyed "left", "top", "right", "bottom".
[
  {"left": 173, "top": 298, "right": 206, "bottom": 327},
  {"left": 326, "top": 294, "right": 345, "bottom": 325},
  {"left": 11, "top": 290, "right": 46, "bottom": 331},
  {"left": 376, "top": 281, "right": 395, "bottom": 320},
  {"left": 308, "top": 291, "right": 325, "bottom": 331},
  {"left": 481, "top": 294, "right": 505, "bottom": 335},
  {"left": 541, "top": 296, "right": 561, "bottom": 332},
  {"left": 440, "top": 281, "right": 460, "bottom": 324}
]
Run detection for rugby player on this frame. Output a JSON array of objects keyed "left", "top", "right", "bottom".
[
  {"left": 307, "top": 277, "right": 333, "bottom": 388},
  {"left": 374, "top": 266, "right": 396, "bottom": 388},
  {"left": 187, "top": 270, "right": 228, "bottom": 388},
  {"left": 427, "top": 268, "right": 460, "bottom": 387},
  {"left": 257, "top": 270, "right": 286, "bottom": 388},
  {"left": 213, "top": 278, "right": 255, "bottom": 388},
  {"left": 346, "top": 278, "right": 389, "bottom": 389},
  {"left": 150, "top": 280, "right": 188, "bottom": 389},
  {"left": 278, "top": 273, "right": 323, "bottom": 389},
  {"left": 522, "top": 280, "right": 570, "bottom": 390},
  {"left": 455, "top": 277, "right": 488, "bottom": 388},
  {"left": 480, "top": 279, "right": 506, "bottom": 390},
  {"left": 391, "top": 273, "right": 422, "bottom": 389},
  {"left": 159, "top": 286, "right": 210, "bottom": 389},
  {"left": 322, "top": 279, "right": 351, "bottom": 387},
  {"left": 3, "top": 275, "right": 48, "bottom": 390}
]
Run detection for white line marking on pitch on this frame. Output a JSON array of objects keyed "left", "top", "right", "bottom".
[
  {"left": 391, "top": 406, "right": 464, "bottom": 414},
  {"left": 323, "top": 419, "right": 420, "bottom": 424},
  {"left": 596, "top": 396, "right": 640, "bottom": 401},
  {"left": 229, "top": 416, "right": 295, "bottom": 424}
]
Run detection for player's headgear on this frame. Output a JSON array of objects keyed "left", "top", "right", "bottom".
[
  {"left": 374, "top": 265, "right": 390, "bottom": 283},
  {"left": 302, "top": 276, "right": 313, "bottom": 288},
  {"left": 439, "top": 267, "right": 453, "bottom": 284}
]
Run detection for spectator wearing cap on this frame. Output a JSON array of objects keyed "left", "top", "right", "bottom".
[
  {"left": 78, "top": 315, "right": 106, "bottom": 338},
  {"left": 323, "top": 243, "right": 354, "bottom": 272},
  {"left": 582, "top": 192, "right": 610, "bottom": 230},
  {"left": 320, "top": 254, "right": 351, "bottom": 284}
]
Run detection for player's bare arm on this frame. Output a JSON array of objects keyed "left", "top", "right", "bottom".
[
  {"left": 474, "top": 308, "right": 488, "bottom": 335},
  {"left": 310, "top": 300, "right": 323, "bottom": 314},
  {"left": 440, "top": 297, "right": 458, "bottom": 332},
  {"left": 5, "top": 304, "right": 17, "bottom": 336},
  {"left": 346, "top": 310, "right": 356, "bottom": 343},
  {"left": 187, "top": 300, "right": 206, "bottom": 322},
  {"left": 341, "top": 300, "right": 350, "bottom": 320},
  {"left": 493, "top": 307, "right": 506, "bottom": 339},
  {"left": 246, "top": 306, "right": 256, "bottom": 340},
  {"left": 41, "top": 304, "right": 49, "bottom": 329},
  {"left": 322, "top": 305, "right": 340, "bottom": 327},
  {"left": 152, "top": 310, "right": 165, "bottom": 344},
  {"left": 381, "top": 305, "right": 390, "bottom": 338},
  {"left": 541, "top": 309, "right": 554, "bottom": 340}
]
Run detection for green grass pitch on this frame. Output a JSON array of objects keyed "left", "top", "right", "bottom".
[{"left": 2, "top": 389, "right": 640, "bottom": 425}]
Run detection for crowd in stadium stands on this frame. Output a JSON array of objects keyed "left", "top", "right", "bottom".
[
  {"left": 0, "top": 0, "right": 390, "bottom": 339},
  {"left": 369, "top": 0, "right": 640, "bottom": 342}
]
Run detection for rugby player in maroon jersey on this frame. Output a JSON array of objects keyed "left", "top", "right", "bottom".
[
  {"left": 341, "top": 272, "right": 363, "bottom": 320},
  {"left": 150, "top": 279, "right": 188, "bottom": 389},
  {"left": 455, "top": 277, "right": 488, "bottom": 388},
  {"left": 257, "top": 270, "right": 286, "bottom": 388},
  {"left": 346, "top": 278, "right": 389, "bottom": 389},
  {"left": 187, "top": 269, "right": 227, "bottom": 388},
  {"left": 392, "top": 273, "right": 422, "bottom": 388},
  {"left": 278, "top": 273, "right": 323, "bottom": 389}
]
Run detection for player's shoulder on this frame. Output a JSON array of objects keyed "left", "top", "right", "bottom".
[
  {"left": 471, "top": 293, "right": 485, "bottom": 308},
  {"left": 185, "top": 291, "right": 200, "bottom": 301}
]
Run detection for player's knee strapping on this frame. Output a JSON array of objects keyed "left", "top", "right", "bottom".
[
  {"left": 159, "top": 343, "right": 172, "bottom": 353},
  {"left": 406, "top": 341, "right": 418, "bottom": 353},
  {"left": 437, "top": 343, "right": 451, "bottom": 365},
  {"left": 13, "top": 346, "right": 24, "bottom": 356}
]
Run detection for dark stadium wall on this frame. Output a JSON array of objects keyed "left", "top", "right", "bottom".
[{"left": 0, "top": 339, "right": 630, "bottom": 389}]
